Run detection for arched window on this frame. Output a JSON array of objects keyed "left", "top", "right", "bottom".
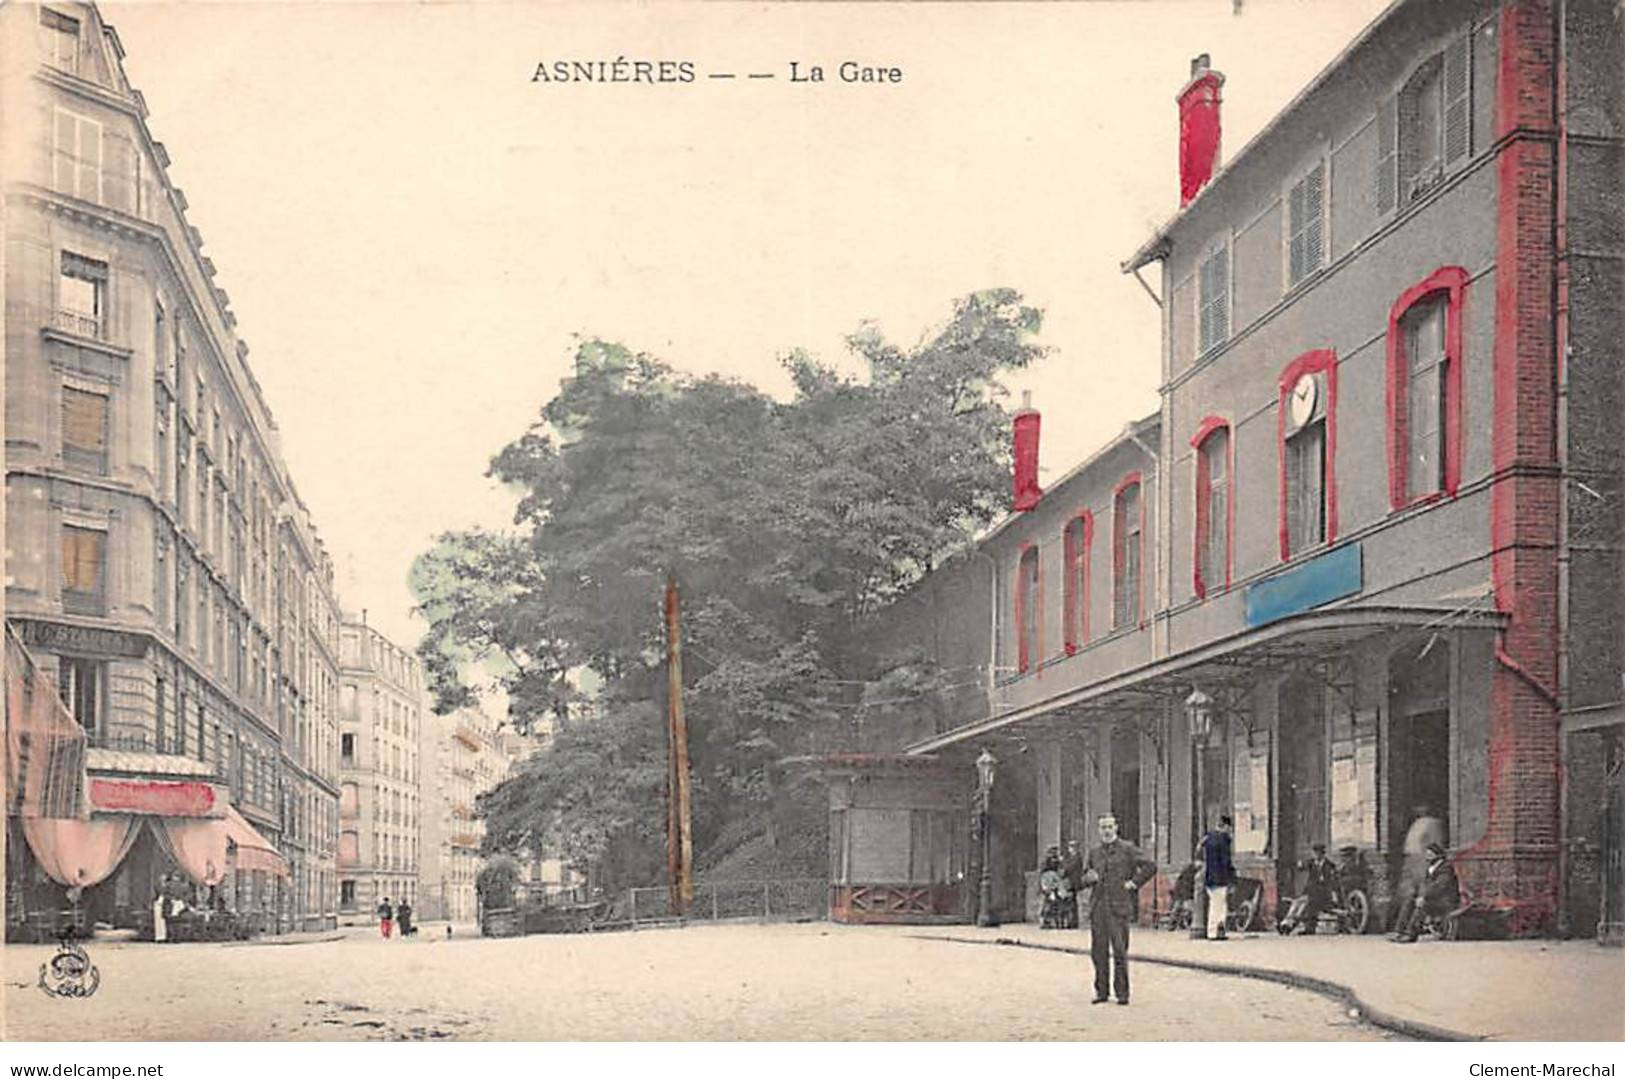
[
  {"left": 1277, "top": 350, "right": 1339, "bottom": 560},
  {"left": 1014, "top": 545, "right": 1040, "bottom": 673},
  {"left": 1113, "top": 475, "right": 1144, "bottom": 629},
  {"left": 1192, "top": 418, "right": 1233, "bottom": 598},
  {"left": 1062, "top": 513, "right": 1093, "bottom": 653},
  {"left": 1387, "top": 266, "right": 1468, "bottom": 508}
]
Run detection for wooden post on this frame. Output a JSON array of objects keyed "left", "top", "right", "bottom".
[{"left": 665, "top": 575, "right": 694, "bottom": 914}]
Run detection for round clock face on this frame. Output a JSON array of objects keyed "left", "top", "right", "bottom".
[{"left": 1289, "top": 373, "right": 1319, "bottom": 429}]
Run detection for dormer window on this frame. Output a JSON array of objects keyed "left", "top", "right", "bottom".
[{"left": 41, "top": 8, "right": 79, "bottom": 74}]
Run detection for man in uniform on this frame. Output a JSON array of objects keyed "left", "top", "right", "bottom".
[{"left": 1079, "top": 813, "right": 1157, "bottom": 1005}]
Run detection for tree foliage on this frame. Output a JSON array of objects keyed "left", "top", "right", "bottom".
[{"left": 413, "top": 289, "right": 1045, "bottom": 875}]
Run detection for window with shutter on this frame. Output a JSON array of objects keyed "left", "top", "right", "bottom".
[
  {"left": 1287, "top": 162, "right": 1325, "bottom": 288},
  {"left": 52, "top": 110, "right": 101, "bottom": 203},
  {"left": 1383, "top": 35, "right": 1472, "bottom": 214},
  {"left": 61, "top": 524, "right": 106, "bottom": 613},
  {"left": 1113, "top": 479, "right": 1143, "bottom": 629},
  {"left": 41, "top": 8, "right": 80, "bottom": 72},
  {"left": 1015, "top": 546, "right": 1039, "bottom": 673},
  {"left": 1386, "top": 266, "right": 1467, "bottom": 508},
  {"left": 62, "top": 386, "right": 108, "bottom": 474},
  {"left": 1197, "top": 246, "right": 1230, "bottom": 355},
  {"left": 1194, "top": 423, "right": 1231, "bottom": 597},
  {"left": 1286, "top": 421, "right": 1326, "bottom": 555}
]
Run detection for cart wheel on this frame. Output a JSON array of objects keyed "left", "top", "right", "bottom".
[
  {"left": 1227, "top": 893, "right": 1260, "bottom": 933},
  {"left": 1344, "top": 889, "right": 1370, "bottom": 934}
]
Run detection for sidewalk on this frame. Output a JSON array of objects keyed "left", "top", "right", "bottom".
[{"left": 907, "top": 922, "right": 1625, "bottom": 1042}]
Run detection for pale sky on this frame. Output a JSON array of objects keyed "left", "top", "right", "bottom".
[{"left": 103, "top": 0, "right": 1391, "bottom": 651}]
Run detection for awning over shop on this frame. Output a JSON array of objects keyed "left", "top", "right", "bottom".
[
  {"left": 907, "top": 604, "right": 1507, "bottom": 754},
  {"left": 223, "top": 804, "right": 289, "bottom": 878},
  {"left": 154, "top": 804, "right": 289, "bottom": 886},
  {"left": 21, "top": 816, "right": 139, "bottom": 892}
]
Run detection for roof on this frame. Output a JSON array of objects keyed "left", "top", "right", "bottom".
[
  {"left": 905, "top": 602, "right": 1505, "bottom": 754},
  {"left": 1122, "top": 0, "right": 1406, "bottom": 272}
]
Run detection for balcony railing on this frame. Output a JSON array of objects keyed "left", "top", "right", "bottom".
[{"left": 52, "top": 310, "right": 102, "bottom": 339}]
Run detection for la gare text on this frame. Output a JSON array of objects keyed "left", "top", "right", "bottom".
[{"left": 530, "top": 60, "right": 903, "bottom": 85}]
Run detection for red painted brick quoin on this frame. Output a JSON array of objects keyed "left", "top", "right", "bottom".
[{"left": 1474, "top": 0, "right": 1562, "bottom": 936}]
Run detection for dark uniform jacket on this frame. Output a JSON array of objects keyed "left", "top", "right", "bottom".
[
  {"left": 1419, "top": 858, "right": 1461, "bottom": 914},
  {"left": 1200, "top": 829, "right": 1235, "bottom": 888},
  {"left": 1082, "top": 840, "right": 1158, "bottom": 923},
  {"left": 1301, "top": 855, "right": 1338, "bottom": 900}
]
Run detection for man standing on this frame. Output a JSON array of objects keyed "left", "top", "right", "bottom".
[
  {"left": 1198, "top": 815, "right": 1235, "bottom": 940},
  {"left": 377, "top": 896, "right": 394, "bottom": 940},
  {"left": 1079, "top": 813, "right": 1157, "bottom": 1005}
]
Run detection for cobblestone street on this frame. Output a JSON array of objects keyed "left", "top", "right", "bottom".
[{"left": 4, "top": 923, "right": 1397, "bottom": 1041}]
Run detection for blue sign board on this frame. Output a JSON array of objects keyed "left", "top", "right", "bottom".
[{"left": 1244, "top": 543, "right": 1363, "bottom": 628}]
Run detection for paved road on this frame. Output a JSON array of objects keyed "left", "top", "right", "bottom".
[{"left": 4, "top": 922, "right": 1399, "bottom": 1041}]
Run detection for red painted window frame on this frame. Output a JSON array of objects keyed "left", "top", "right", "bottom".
[
  {"left": 1112, "top": 473, "right": 1145, "bottom": 629},
  {"left": 1013, "top": 543, "right": 1041, "bottom": 673},
  {"left": 1061, "top": 511, "right": 1094, "bottom": 654},
  {"left": 1386, "top": 266, "right": 1468, "bottom": 510},
  {"left": 1276, "top": 349, "right": 1339, "bottom": 561},
  {"left": 1190, "top": 415, "right": 1234, "bottom": 599}
]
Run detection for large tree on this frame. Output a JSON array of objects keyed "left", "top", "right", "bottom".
[{"left": 414, "top": 289, "right": 1045, "bottom": 874}]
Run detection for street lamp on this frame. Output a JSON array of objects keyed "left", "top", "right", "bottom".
[
  {"left": 1184, "top": 688, "right": 1214, "bottom": 940},
  {"left": 975, "top": 749, "right": 998, "bottom": 927}
]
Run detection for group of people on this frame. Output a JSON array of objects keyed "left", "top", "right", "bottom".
[
  {"left": 1038, "top": 841, "right": 1085, "bottom": 928},
  {"left": 376, "top": 896, "right": 415, "bottom": 939}
]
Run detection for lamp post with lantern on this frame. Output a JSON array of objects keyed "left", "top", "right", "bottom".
[
  {"left": 975, "top": 749, "right": 999, "bottom": 927},
  {"left": 1185, "top": 689, "right": 1214, "bottom": 940}
]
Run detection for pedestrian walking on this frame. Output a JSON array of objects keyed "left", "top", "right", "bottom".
[
  {"left": 1078, "top": 813, "right": 1157, "bottom": 1005},
  {"left": 397, "top": 899, "right": 415, "bottom": 937},
  {"left": 378, "top": 896, "right": 395, "bottom": 939},
  {"left": 1198, "top": 815, "right": 1236, "bottom": 940},
  {"left": 1395, "top": 805, "right": 1446, "bottom": 926}
]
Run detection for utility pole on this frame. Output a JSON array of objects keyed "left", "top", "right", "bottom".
[{"left": 664, "top": 575, "right": 694, "bottom": 914}]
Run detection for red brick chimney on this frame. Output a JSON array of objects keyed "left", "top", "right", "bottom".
[
  {"left": 1178, "top": 54, "right": 1225, "bottom": 206},
  {"left": 1012, "top": 391, "right": 1041, "bottom": 512}
]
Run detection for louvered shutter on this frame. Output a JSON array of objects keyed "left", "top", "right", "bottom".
[
  {"left": 1444, "top": 35, "right": 1471, "bottom": 166},
  {"left": 1288, "top": 182, "right": 1306, "bottom": 285},
  {"left": 1212, "top": 247, "right": 1229, "bottom": 344},
  {"left": 1376, "top": 95, "right": 1398, "bottom": 214},
  {"left": 1303, "top": 163, "right": 1325, "bottom": 273}
]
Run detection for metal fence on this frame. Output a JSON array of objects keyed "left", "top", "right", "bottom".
[{"left": 624, "top": 878, "right": 827, "bottom": 927}]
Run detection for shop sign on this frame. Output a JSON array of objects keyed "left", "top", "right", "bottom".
[
  {"left": 19, "top": 620, "right": 150, "bottom": 659},
  {"left": 1244, "top": 542, "right": 1363, "bottom": 628},
  {"left": 89, "top": 778, "right": 226, "bottom": 818}
]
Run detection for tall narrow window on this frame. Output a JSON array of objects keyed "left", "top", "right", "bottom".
[
  {"left": 1193, "top": 420, "right": 1232, "bottom": 598},
  {"left": 61, "top": 386, "right": 109, "bottom": 474},
  {"left": 57, "top": 252, "right": 106, "bottom": 338},
  {"left": 1387, "top": 267, "right": 1467, "bottom": 507},
  {"left": 1014, "top": 546, "right": 1040, "bottom": 673},
  {"left": 61, "top": 524, "right": 106, "bottom": 615},
  {"left": 52, "top": 110, "right": 101, "bottom": 203},
  {"left": 1061, "top": 514, "right": 1092, "bottom": 653},
  {"left": 1278, "top": 351, "right": 1338, "bottom": 560},
  {"left": 1197, "top": 246, "right": 1230, "bottom": 355},
  {"left": 41, "top": 8, "right": 80, "bottom": 73},
  {"left": 1287, "top": 162, "right": 1325, "bottom": 288},
  {"left": 59, "top": 658, "right": 101, "bottom": 736},
  {"left": 1113, "top": 477, "right": 1143, "bottom": 629}
]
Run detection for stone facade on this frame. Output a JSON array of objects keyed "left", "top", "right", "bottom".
[{"left": 3, "top": 0, "right": 341, "bottom": 933}]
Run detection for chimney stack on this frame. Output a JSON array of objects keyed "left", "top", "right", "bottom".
[
  {"left": 1178, "top": 53, "right": 1225, "bottom": 207},
  {"left": 1012, "top": 390, "right": 1042, "bottom": 512}
]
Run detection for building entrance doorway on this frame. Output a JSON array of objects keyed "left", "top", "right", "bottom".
[
  {"left": 1278, "top": 677, "right": 1328, "bottom": 883},
  {"left": 1388, "top": 642, "right": 1453, "bottom": 858}
]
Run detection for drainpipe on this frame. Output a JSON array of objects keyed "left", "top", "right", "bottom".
[{"left": 1553, "top": 0, "right": 1572, "bottom": 936}]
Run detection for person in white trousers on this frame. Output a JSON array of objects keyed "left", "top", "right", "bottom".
[{"left": 1198, "top": 816, "right": 1235, "bottom": 940}]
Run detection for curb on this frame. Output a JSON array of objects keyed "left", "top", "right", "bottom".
[
  {"left": 910, "top": 932, "right": 1481, "bottom": 1043},
  {"left": 224, "top": 932, "right": 347, "bottom": 948}
]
